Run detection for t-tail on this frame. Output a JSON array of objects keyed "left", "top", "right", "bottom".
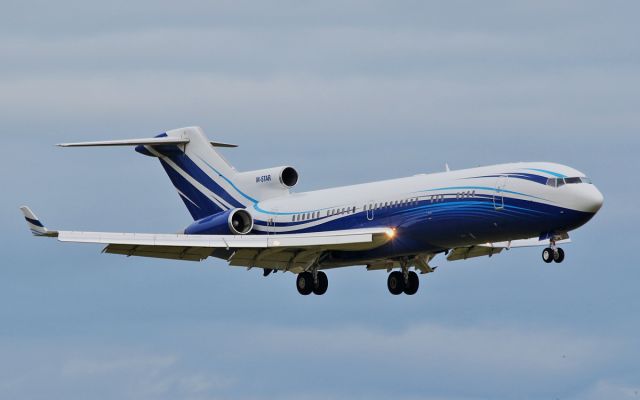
[{"left": 58, "top": 126, "right": 299, "bottom": 220}]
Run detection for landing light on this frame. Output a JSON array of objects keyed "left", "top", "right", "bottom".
[{"left": 385, "top": 228, "right": 396, "bottom": 239}]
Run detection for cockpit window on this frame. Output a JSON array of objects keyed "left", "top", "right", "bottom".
[
  {"left": 546, "top": 177, "right": 592, "bottom": 187},
  {"left": 546, "top": 178, "right": 565, "bottom": 187}
]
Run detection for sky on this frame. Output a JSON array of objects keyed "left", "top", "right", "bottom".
[{"left": 1, "top": 1, "right": 639, "bottom": 399}]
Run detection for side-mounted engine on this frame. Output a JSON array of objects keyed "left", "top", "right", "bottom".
[{"left": 184, "top": 208, "right": 254, "bottom": 235}]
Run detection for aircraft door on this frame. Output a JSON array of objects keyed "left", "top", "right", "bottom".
[
  {"left": 266, "top": 208, "right": 278, "bottom": 235},
  {"left": 493, "top": 175, "right": 508, "bottom": 210},
  {"left": 366, "top": 201, "right": 375, "bottom": 221}
]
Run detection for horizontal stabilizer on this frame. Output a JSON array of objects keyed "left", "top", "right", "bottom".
[
  {"left": 58, "top": 138, "right": 237, "bottom": 148},
  {"left": 57, "top": 137, "right": 190, "bottom": 147}
]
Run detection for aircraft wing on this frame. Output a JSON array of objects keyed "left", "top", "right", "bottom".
[
  {"left": 447, "top": 236, "right": 571, "bottom": 261},
  {"left": 20, "top": 207, "right": 392, "bottom": 271}
]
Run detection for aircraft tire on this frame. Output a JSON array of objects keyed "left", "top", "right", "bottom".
[
  {"left": 542, "top": 248, "right": 554, "bottom": 263},
  {"left": 313, "top": 271, "right": 328, "bottom": 295},
  {"left": 296, "top": 272, "right": 314, "bottom": 295},
  {"left": 553, "top": 248, "right": 565, "bottom": 263},
  {"left": 404, "top": 271, "right": 419, "bottom": 295},
  {"left": 387, "top": 271, "right": 405, "bottom": 295}
]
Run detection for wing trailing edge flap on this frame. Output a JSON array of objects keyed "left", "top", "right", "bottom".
[
  {"left": 103, "top": 244, "right": 213, "bottom": 262},
  {"left": 447, "top": 246, "right": 504, "bottom": 261},
  {"left": 366, "top": 254, "right": 436, "bottom": 274},
  {"left": 228, "top": 248, "right": 322, "bottom": 273}
]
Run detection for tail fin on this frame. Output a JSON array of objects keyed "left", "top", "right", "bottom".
[
  {"left": 57, "top": 126, "right": 292, "bottom": 221},
  {"left": 134, "top": 127, "right": 257, "bottom": 220}
]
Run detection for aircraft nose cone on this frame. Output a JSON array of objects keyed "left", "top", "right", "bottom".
[{"left": 585, "top": 186, "right": 604, "bottom": 213}]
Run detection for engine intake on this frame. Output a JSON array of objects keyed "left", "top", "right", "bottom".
[
  {"left": 228, "top": 209, "right": 253, "bottom": 235},
  {"left": 280, "top": 166, "right": 299, "bottom": 188}
]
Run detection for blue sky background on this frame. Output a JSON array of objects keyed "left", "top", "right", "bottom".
[{"left": 1, "top": 1, "right": 639, "bottom": 399}]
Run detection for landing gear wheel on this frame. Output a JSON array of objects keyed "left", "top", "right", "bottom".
[
  {"left": 542, "top": 248, "right": 554, "bottom": 264},
  {"left": 404, "top": 271, "right": 419, "bottom": 295},
  {"left": 313, "top": 271, "right": 328, "bottom": 295},
  {"left": 387, "top": 271, "right": 405, "bottom": 295},
  {"left": 553, "top": 248, "right": 565, "bottom": 263},
  {"left": 296, "top": 272, "right": 314, "bottom": 295}
]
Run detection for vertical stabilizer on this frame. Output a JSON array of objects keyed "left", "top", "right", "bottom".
[{"left": 135, "top": 127, "right": 255, "bottom": 220}]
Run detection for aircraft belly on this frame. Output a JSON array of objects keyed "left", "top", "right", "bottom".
[{"left": 322, "top": 198, "right": 594, "bottom": 267}]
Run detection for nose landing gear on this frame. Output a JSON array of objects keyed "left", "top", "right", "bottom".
[{"left": 542, "top": 239, "right": 565, "bottom": 264}]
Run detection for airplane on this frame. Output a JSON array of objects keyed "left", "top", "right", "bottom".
[{"left": 21, "top": 126, "right": 604, "bottom": 296}]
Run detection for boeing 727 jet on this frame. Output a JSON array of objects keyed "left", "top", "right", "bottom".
[{"left": 21, "top": 126, "right": 604, "bottom": 295}]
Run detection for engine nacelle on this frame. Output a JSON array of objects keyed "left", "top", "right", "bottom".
[
  {"left": 237, "top": 166, "right": 299, "bottom": 191},
  {"left": 184, "top": 208, "right": 254, "bottom": 235}
]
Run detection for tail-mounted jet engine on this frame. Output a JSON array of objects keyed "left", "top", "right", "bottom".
[
  {"left": 236, "top": 166, "right": 299, "bottom": 194},
  {"left": 184, "top": 208, "right": 254, "bottom": 235}
]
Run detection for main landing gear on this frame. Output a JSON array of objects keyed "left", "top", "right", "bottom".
[
  {"left": 387, "top": 271, "right": 419, "bottom": 295},
  {"left": 387, "top": 258, "right": 420, "bottom": 295},
  {"left": 542, "top": 245, "right": 565, "bottom": 264},
  {"left": 296, "top": 270, "right": 328, "bottom": 295}
]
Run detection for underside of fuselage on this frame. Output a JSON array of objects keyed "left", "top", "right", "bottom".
[{"left": 316, "top": 194, "right": 596, "bottom": 268}]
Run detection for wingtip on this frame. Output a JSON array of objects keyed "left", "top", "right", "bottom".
[{"left": 19, "top": 206, "right": 58, "bottom": 237}]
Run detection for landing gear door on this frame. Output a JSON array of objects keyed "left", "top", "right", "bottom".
[{"left": 494, "top": 175, "right": 508, "bottom": 210}]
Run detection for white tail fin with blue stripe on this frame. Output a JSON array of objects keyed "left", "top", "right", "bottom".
[{"left": 58, "top": 126, "right": 298, "bottom": 221}]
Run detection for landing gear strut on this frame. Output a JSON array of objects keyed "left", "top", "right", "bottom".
[{"left": 296, "top": 270, "right": 328, "bottom": 295}]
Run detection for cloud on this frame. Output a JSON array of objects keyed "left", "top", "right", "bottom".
[
  {"left": 0, "top": 322, "right": 624, "bottom": 399},
  {"left": 1, "top": 2, "right": 639, "bottom": 400}
]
